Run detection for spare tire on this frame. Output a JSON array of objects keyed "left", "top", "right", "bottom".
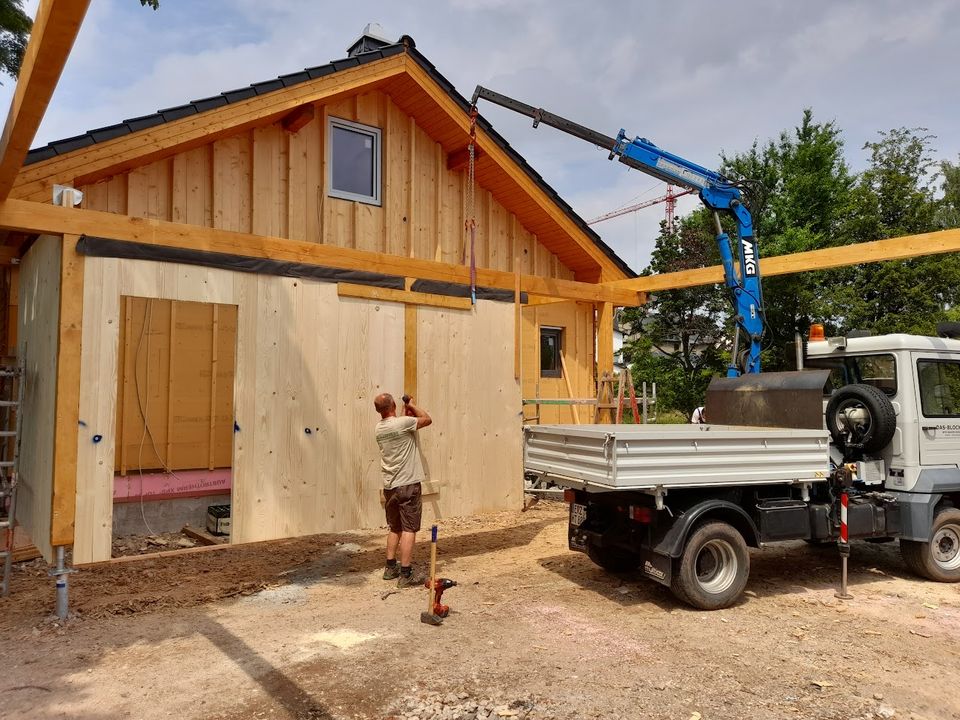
[{"left": 826, "top": 383, "right": 897, "bottom": 454}]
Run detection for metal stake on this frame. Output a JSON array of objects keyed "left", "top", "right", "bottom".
[
  {"left": 641, "top": 382, "right": 648, "bottom": 424},
  {"left": 50, "top": 546, "right": 72, "bottom": 620}
]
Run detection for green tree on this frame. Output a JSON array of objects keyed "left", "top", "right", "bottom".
[
  {"left": 720, "top": 109, "right": 853, "bottom": 369},
  {"left": 0, "top": 1, "right": 159, "bottom": 80},
  {"left": 621, "top": 209, "right": 727, "bottom": 415},
  {"left": 831, "top": 129, "right": 960, "bottom": 335},
  {"left": 0, "top": 0, "right": 31, "bottom": 79},
  {"left": 939, "top": 156, "right": 960, "bottom": 229}
]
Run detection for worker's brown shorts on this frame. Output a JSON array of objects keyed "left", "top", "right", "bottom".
[{"left": 384, "top": 482, "right": 422, "bottom": 533}]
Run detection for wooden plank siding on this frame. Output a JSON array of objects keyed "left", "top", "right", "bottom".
[{"left": 78, "top": 90, "right": 574, "bottom": 283}]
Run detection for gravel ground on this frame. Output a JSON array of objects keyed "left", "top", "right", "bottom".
[{"left": 0, "top": 502, "right": 957, "bottom": 720}]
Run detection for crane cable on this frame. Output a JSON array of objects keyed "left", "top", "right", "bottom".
[{"left": 466, "top": 106, "right": 479, "bottom": 306}]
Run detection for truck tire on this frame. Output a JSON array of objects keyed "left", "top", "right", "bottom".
[
  {"left": 826, "top": 384, "right": 897, "bottom": 454},
  {"left": 587, "top": 543, "right": 641, "bottom": 572},
  {"left": 670, "top": 521, "right": 750, "bottom": 610},
  {"left": 900, "top": 508, "right": 960, "bottom": 582}
]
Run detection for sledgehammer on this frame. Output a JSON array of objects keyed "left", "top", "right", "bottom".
[{"left": 421, "top": 525, "right": 443, "bottom": 626}]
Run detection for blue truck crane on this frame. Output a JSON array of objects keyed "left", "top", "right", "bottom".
[{"left": 471, "top": 86, "right": 765, "bottom": 377}]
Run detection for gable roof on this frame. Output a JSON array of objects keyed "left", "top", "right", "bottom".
[{"left": 19, "top": 36, "right": 634, "bottom": 280}]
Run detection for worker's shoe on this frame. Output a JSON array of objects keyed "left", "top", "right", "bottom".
[
  {"left": 382, "top": 563, "right": 400, "bottom": 580},
  {"left": 397, "top": 570, "right": 425, "bottom": 588}
]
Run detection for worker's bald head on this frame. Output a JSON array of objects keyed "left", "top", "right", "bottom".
[{"left": 374, "top": 393, "right": 396, "bottom": 417}]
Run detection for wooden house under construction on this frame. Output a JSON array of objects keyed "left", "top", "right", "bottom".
[{"left": 5, "top": 30, "right": 640, "bottom": 565}]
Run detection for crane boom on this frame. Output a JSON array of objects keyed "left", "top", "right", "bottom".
[
  {"left": 588, "top": 187, "right": 695, "bottom": 225},
  {"left": 471, "top": 85, "right": 766, "bottom": 376}
]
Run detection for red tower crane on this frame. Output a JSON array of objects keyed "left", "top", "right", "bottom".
[{"left": 587, "top": 185, "right": 694, "bottom": 232}]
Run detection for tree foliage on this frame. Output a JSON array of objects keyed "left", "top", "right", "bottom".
[
  {"left": 628, "top": 114, "right": 960, "bottom": 414},
  {"left": 0, "top": 0, "right": 30, "bottom": 79}
]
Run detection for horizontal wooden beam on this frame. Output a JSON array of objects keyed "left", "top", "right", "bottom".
[
  {"left": 0, "top": 198, "right": 643, "bottom": 305},
  {"left": 281, "top": 104, "right": 315, "bottom": 134},
  {"left": 446, "top": 145, "right": 484, "bottom": 172},
  {"left": 606, "top": 229, "right": 960, "bottom": 293},
  {"left": 0, "top": 0, "right": 90, "bottom": 200},
  {"left": 11, "top": 54, "right": 407, "bottom": 201},
  {"left": 337, "top": 282, "right": 473, "bottom": 310}
]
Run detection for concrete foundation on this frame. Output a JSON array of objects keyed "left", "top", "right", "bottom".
[{"left": 112, "top": 494, "right": 231, "bottom": 537}]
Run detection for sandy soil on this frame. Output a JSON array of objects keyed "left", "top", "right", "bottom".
[{"left": 0, "top": 502, "right": 958, "bottom": 720}]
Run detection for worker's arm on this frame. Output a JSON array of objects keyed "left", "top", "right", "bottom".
[{"left": 403, "top": 398, "right": 432, "bottom": 430}]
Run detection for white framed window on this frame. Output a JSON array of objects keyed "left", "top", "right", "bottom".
[{"left": 327, "top": 116, "right": 381, "bottom": 206}]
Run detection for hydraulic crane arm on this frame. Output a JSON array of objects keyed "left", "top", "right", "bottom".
[{"left": 471, "top": 85, "right": 765, "bottom": 376}]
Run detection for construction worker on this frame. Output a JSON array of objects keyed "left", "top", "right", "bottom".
[
  {"left": 373, "top": 393, "right": 432, "bottom": 587},
  {"left": 691, "top": 406, "right": 706, "bottom": 424}
]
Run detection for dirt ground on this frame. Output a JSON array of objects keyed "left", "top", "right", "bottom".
[{"left": 0, "top": 501, "right": 958, "bottom": 720}]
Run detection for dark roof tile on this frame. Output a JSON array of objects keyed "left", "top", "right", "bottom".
[
  {"left": 191, "top": 95, "right": 229, "bottom": 112},
  {"left": 278, "top": 71, "right": 310, "bottom": 87},
  {"left": 160, "top": 104, "right": 198, "bottom": 122},
  {"left": 89, "top": 123, "right": 132, "bottom": 143},
  {"left": 124, "top": 113, "right": 166, "bottom": 132},
  {"left": 51, "top": 134, "right": 96, "bottom": 154},
  {"left": 221, "top": 86, "right": 257, "bottom": 103},
  {"left": 251, "top": 79, "right": 284, "bottom": 95}
]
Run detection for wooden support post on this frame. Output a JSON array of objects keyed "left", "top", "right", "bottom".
[
  {"left": 208, "top": 304, "right": 219, "bottom": 470},
  {"left": 165, "top": 300, "right": 177, "bottom": 469},
  {"left": 120, "top": 296, "right": 132, "bottom": 476},
  {"left": 280, "top": 104, "right": 315, "bottom": 134},
  {"left": 50, "top": 225, "right": 84, "bottom": 546},
  {"left": 514, "top": 260, "right": 521, "bottom": 381},
  {"left": 596, "top": 302, "right": 614, "bottom": 423}
]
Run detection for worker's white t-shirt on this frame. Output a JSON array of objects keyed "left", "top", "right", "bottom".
[
  {"left": 375, "top": 416, "right": 424, "bottom": 490},
  {"left": 691, "top": 407, "right": 706, "bottom": 424}
]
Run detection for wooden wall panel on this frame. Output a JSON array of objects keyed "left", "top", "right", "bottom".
[
  {"left": 73, "top": 257, "right": 527, "bottom": 562},
  {"left": 17, "top": 235, "right": 62, "bottom": 562},
  {"left": 416, "top": 300, "right": 523, "bottom": 517},
  {"left": 521, "top": 301, "right": 595, "bottom": 424},
  {"left": 78, "top": 90, "right": 577, "bottom": 282}
]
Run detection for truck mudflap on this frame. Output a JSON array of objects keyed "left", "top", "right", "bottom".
[{"left": 569, "top": 526, "right": 673, "bottom": 586}]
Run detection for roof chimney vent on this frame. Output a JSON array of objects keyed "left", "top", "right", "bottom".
[{"left": 347, "top": 23, "right": 392, "bottom": 57}]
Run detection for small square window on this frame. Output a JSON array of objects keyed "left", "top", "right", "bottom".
[
  {"left": 540, "top": 327, "right": 563, "bottom": 378},
  {"left": 328, "top": 117, "right": 381, "bottom": 205}
]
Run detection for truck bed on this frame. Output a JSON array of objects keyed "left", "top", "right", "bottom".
[{"left": 523, "top": 424, "right": 830, "bottom": 491}]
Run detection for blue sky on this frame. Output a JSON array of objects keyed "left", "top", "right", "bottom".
[{"left": 5, "top": 0, "right": 958, "bottom": 273}]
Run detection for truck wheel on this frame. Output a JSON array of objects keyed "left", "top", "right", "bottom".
[
  {"left": 826, "top": 384, "right": 897, "bottom": 454},
  {"left": 670, "top": 522, "right": 750, "bottom": 610},
  {"left": 587, "top": 543, "right": 641, "bottom": 572},
  {"left": 900, "top": 508, "right": 960, "bottom": 582}
]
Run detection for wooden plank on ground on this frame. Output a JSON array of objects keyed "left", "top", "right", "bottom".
[{"left": 181, "top": 524, "right": 227, "bottom": 546}]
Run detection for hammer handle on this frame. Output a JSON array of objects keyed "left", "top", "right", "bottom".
[{"left": 427, "top": 524, "right": 438, "bottom": 613}]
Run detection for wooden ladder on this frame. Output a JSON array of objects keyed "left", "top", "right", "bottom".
[{"left": 594, "top": 367, "right": 641, "bottom": 424}]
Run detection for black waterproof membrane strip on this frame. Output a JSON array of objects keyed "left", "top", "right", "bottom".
[
  {"left": 75, "top": 235, "right": 406, "bottom": 289},
  {"left": 410, "top": 279, "right": 528, "bottom": 304}
]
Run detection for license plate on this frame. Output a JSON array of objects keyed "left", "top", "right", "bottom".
[{"left": 570, "top": 503, "right": 587, "bottom": 527}]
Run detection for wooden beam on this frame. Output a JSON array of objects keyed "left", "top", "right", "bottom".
[
  {"left": 337, "top": 282, "right": 473, "bottom": 310},
  {"left": 596, "top": 302, "right": 614, "bottom": 373},
  {"left": 446, "top": 145, "right": 485, "bottom": 172},
  {"left": 50, "top": 230, "right": 84, "bottom": 546},
  {"left": 11, "top": 54, "right": 407, "bottom": 201},
  {"left": 0, "top": 199, "right": 643, "bottom": 306},
  {"left": 280, "top": 104, "right": 315, "bottom": 134},
  {"left": 606, "top": 229, "right": 960, "bottom": 293},
  {"left": 0, "top": 0, "right": 90, "bottom": 200}
]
